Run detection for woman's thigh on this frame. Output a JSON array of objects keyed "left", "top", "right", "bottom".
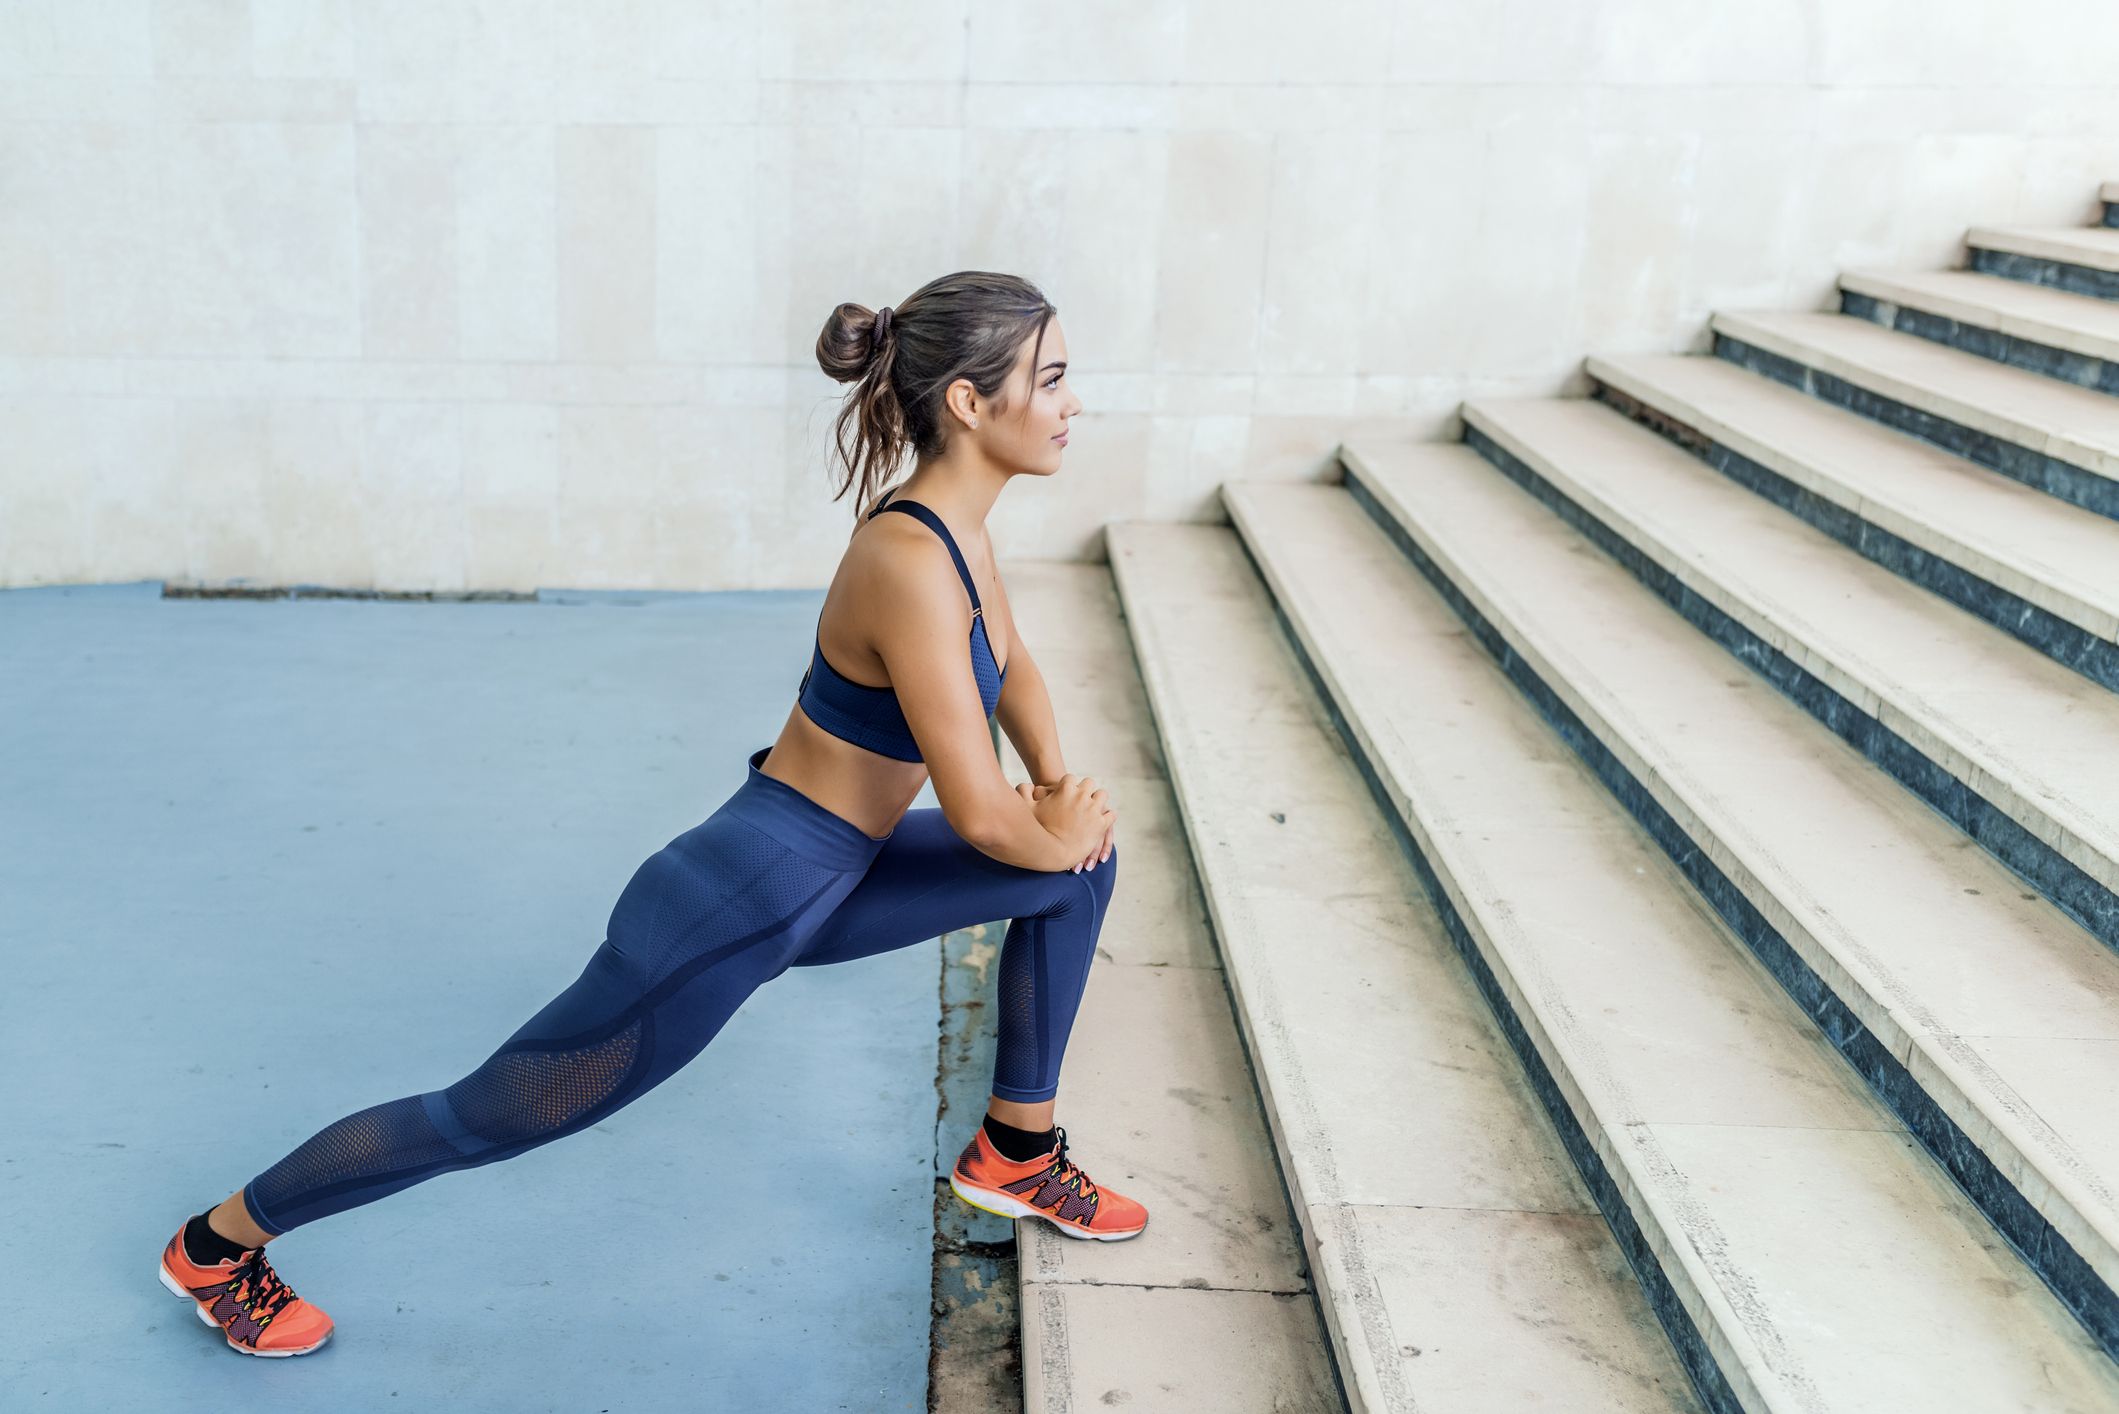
[{"left": 789, "top": 806, "right": 1117, "bottom": 969}]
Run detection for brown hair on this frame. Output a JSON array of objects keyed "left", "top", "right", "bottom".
[{"left": 815, "top": 271, "right": 1057, "bottom": 518}]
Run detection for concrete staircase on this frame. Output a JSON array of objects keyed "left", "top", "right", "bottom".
[{"left": 1107, "top": 180, "right": 2119, "bottom": 1411}]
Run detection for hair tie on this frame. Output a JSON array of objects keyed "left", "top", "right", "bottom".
[{"left": 871, "top": 305, "right": 893, "bottom": 351}]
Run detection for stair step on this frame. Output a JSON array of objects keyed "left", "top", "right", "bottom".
[
  {"left": 1837, "top": 267, "right": 2119, "bottom": 393},
  {"left": 1970, "top": 226, "right": 2119, "bottom": 274},
  {"left": 1221, "top": 474, "right": 2119, "bottom": 1412},
  {"left": 1967, "top": 226, "right": 2119, "bottom": 301},
  {"left": 1583, "top": 349, "right": 2119, "bottom": 688},
  {"left": 1709, "top": 308, "right": 2119, "bottom": 520},
  {"left": 989, "top": 563, "right": 1341, "bottom": 1413},
  {"left": 1456, "top": 393, "right": 2119, "bottom": 957},
  {"left": 1108, "top": 521, "right": 1702, "bottom": 1414},
  {"left": 1349, "top": 422, "right": 2119, "bottom": 1363}
]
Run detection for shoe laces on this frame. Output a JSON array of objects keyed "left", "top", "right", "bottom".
[
  {"left": 1046, "top": 1124, "right": 1099, "bottom": 1202},
  {"left": 227, "top": 1248, "right": 300, "bottom": 1326}
]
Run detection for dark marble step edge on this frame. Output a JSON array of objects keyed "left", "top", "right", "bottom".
[
  {"left": 1338, "top": 444, "right": 2119, "bottom": 1370},
  {"left": 1836, "top": 286, "right": 2119, "bottom": 398},
  {"left": 1968, "top": 245, "right": 2119, "bottom": 304},
  {"left": 1582, "top": 373, "right": 2119, "bottom": 692},
  {"left": 1711, "top": 328, "right": 2119, "bottom": 523},
  {"left": 2105, "top": 200, "right": 2118, "bottom": 230},
  {"left": 1219, "top": 501, "right": 1746, "bottom": 1414}
]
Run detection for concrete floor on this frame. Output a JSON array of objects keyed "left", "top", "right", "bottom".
[{"left": 1, "top": 581, "right": 945, "bottom": 1412}]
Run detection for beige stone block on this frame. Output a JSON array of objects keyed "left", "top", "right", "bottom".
[
  {"left": 556, "top": 125, "right": 658, "bottom": 364},
  {"left": 466, "top": 501, "right": 557, "bottom": 593},
  {"left": 648, "top": 503, "right": 738, "bottom": 590},
  {"left": 151, "top": 0, "right": 251, "bottom": 76},
  {"left": 251, "top": 0, "right": 355, "bottom": 79},
  {"left": 0, "top": 494, "right": 89, "bottom": 585},
  {"left": 358, "top": 123, "right": 461, "bottom": 359},
  {"left": 157, "top": 121, "right": 360, "bottom": 357},
  {"left": 553, "top": 504, "right": 655, "bottom": 590},
  {"left": 653, "top": 126, "right": 775, "bottom": 365},
  {"left": 556, "top": 404, "right": 659, "bottom": 509},
  {"left": 461, "top": 402, "right": 559, "bottom": 509},
  {"left": 760, "top": 0, "right": 965, "bottom": 83},
  {"left": 362, "top": 490, "right": 465, "bottom": 592},
  {"left": 967, "top": 0, "right": 1186, "bottom": 82},
  {"left": 456, "top": 123, "right": 558, "bottom": 362},
  {"left": 1022, "top": 1285, "right": 1337, "bottom": 1414},
  {"left": 1153, "top": 131, "right": 1272, "bottom": 374},
  {"left": 262, "top": 398, "right": 370, "bottom": 588},
  {"left": 1308, "top": 1203, "right": 1699, "bottom": 1414},
  {"left": 1364, "top": 131, "right": 1488, "bottom": 379}
]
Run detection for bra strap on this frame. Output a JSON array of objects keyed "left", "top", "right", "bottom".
[{"left": 873, "top": 499, "right": 982, "bottom": 616}]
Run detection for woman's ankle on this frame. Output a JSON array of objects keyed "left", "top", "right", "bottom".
[
  {"left": 208, "top": 1191, "right": 274, "bottom": 1250},
  {"left": 982, "top": 1111, "right": 1058, "bottom": 1162}
]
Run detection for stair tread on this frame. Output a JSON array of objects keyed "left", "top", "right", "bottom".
[
  {"left": 1711, "top": 309, "right": 2119, "bottom": 476},
  {"left": 1459, "top": 391, "right": 2119, "bottom": 898},
  {"left": 1361, "top": 412, "right": 2119, "bottom": 1296},
  {"left": 1223, "top": 474, "right": 2119, "bottom": 1410},
  {"left": 1586, "top": 350, "right": 2119, "bottom": 641},
  {"left": 1969, "top": 224, "right": 2119, "bottom": 273},
  {"left": 1108, "top": 520, "right": 1701, "bottom": 1413},
  {"left": 1841, "top": 266, "right": 2119, "bottom": 358}
]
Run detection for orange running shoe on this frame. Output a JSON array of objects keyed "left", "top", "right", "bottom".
[
  {"left": 158, "top": 1217, "right": 334, "bottom": 1357},
  {"left": 949, "top": 1123, "right": 1148, "bottom": 1241}
]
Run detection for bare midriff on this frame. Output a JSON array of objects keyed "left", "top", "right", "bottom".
[{"left": 760, "top": 699, "right": 930, "bottom": 841}]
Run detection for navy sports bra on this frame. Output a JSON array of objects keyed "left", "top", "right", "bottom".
[{"left": 795, "top": 492, "right": 1008, "bottom": 762}]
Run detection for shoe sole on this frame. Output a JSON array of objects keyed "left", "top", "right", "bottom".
[
  {"left": 158, "top": 1257, "right": 331, "bottom": 1357},
  {"left": 948, "top": 1170, "right": 1147, "bottom": 1241}
]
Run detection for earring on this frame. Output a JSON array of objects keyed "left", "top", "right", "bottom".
[{"left": 969, "top": 420, "right": 978, "bottom": 429}]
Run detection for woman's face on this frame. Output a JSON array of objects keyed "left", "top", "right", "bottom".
[{"left": 969, "top": 320, "right": 1081, "bottom": 474}]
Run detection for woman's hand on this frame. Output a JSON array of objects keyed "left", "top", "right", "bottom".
[{"left": 1019, "top": 779, "right": 1114, "bottom": 873}]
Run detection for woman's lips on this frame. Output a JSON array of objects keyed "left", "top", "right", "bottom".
[{"left": 1054, "top": 434, "right": 1069, "bottom": 446}]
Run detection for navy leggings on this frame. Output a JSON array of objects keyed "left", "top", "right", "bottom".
[{"left": 241, "top": 745, "right": 1118, "bottom": 1237}]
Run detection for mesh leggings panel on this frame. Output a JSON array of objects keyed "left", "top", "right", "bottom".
[
  {"left": 444, "top": 1023, "right": 646, "bottom": 1145},
  {"left": 242, "top": 1016, "right": 650, "bottom": 1234},
  {"left": 242, "top": 814, "right": 854, "bottom": 1237},
  {"left": 990, "top": 887, "right": 1106, "bottom": 1104}
]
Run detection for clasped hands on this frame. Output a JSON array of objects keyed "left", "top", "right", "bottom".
[{"left": 1018, "top": 776, "right": 1115, "bottom": 874}]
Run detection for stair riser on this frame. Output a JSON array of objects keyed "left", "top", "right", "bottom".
[
  {"left": 1588, "top": 378, "right": 2119, "bottom": 693},
  {"left": 1345, "top": 445, "right": 2119, "bottom": 1364},
  {"left": 1224, "top": 521, "right": 1748, "bottom": 1414},
  {"left": 1836, "top": 289, "right": 2119, "bottom": 397},
  {"left": 1712, "top": 331, "right": 2119, "bottom": 523},
  {"left": 2105, "top": 201, "right": 2119, "bottom": 229},
  {"left": 1968, "top": 245, "right": 2119, "bottom": 302}
]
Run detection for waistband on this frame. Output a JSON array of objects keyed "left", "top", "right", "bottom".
[{"left": 732, "top": 744, "right": 894, "bottom": 871}]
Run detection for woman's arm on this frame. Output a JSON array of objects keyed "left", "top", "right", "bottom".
[
  {"left": 986, "top": 583, "right": 1112, "bottom": 872},
  {"left": 994, "top": 642, "right": 1068, "bottom": 786},
  {"left": 873, "top": 544, "right": 1081, "bottom": 872}
]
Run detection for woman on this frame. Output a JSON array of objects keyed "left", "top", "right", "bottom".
[{"left": 157, "top": 272, "right": 1140, "bottom": 1359}]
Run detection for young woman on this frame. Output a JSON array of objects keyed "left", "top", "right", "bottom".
[{"left": 158, "top": 271, "right": 1142, "bottom": 1358}]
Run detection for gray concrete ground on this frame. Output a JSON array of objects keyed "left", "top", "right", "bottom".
[{"left": 1, "top": 581, "right": 946, "bottom": 1411}]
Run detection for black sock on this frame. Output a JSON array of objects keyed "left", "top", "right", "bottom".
[
  {"left": 183, "top": 1210, "right": 253, "bottom": 1266},
  {"left": 983, "top": 1113, "right": 1057, "bottom": 1163}
]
